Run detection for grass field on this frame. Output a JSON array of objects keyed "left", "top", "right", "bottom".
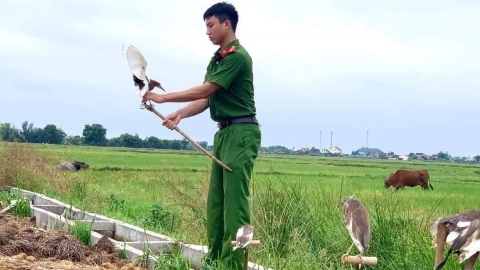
[{"left": 1, "top": 142, "right": 480, "bottom": 269}]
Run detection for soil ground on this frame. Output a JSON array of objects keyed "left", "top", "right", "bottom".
[{"left": 0, "top": 210, "right": 146, "bottom": 270}]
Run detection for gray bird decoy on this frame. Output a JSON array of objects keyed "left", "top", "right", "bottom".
[
  {"left": 339, "top": 195, "right": 371, "bottom": 265},
  {"left": 430, "top": 209, "right": 480, "bottom": 270},
  {"left": 233, "top": 224, "right": 254, "bottom": 251}
]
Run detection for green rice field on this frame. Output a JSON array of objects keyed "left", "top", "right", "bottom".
[{"left": 1, "top": 142, "right": 479, "bottom": 269}]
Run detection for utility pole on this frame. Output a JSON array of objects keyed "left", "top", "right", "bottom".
[
  {"left": 330, "top": 131, "right": 333, "bottom": 147},
  {"left": 319, "top": 131, "right": 322, "bottom": 150},
  {"left": 367, "top": 130, "right": 369, "bottom": 148}
]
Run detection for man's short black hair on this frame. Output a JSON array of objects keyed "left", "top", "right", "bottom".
[{"left": 203, "top": 2, "right": 239, "bottom": 32}]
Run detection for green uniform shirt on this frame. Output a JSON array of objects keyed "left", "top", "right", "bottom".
[{"left": 204, "top": 39, "right": 256, "bottom": 122}]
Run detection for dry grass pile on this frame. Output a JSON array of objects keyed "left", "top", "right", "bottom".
[
  {"left": 0, "top": 142, "right": 74, "bottom": 195},
  {"left": 0, "top": 213, "right": 143, "bottom": 269}
]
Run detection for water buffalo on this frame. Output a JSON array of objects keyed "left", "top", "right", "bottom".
[
  {"left": 55, "top": 161, "right": 90, "bottom": 171},
  {"left": 384, "top": 169, "right": 434, "bottom": 191}
]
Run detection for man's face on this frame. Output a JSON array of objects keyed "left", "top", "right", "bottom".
[{"left": 205, "top": 15, "right": 227, "bottom": 45}]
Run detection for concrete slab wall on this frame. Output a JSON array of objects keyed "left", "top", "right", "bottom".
[{"left": 2, "top": 186, "right": 274, "bottom": 270}]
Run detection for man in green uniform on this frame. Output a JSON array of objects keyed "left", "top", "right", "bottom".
[{"left": 140, "top": 2, "right": 261, "bottom": 269}]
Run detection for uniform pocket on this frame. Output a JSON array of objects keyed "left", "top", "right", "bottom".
[{"left": 240, "top": 125, "right": 261, "bottom": 160}]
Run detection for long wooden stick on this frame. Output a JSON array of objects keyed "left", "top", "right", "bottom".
[
  {"left": 231, "top": 240, "right": 261, "bottom": 247},
  {"left": 143, "top": 103, "right": 232, "bottom": 171},
  {"left": 243, "top": 248, "right": 249, "bottom": 270},
  {"left": 341, "top": 255, "right": 378, "bottom": 266}
]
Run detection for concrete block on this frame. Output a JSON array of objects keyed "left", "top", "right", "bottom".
[
  {"left": 75, "top": 220, "right": 116, "bottom": 231},
  {"left": 34, "top": 205, "right": 66, "bottom": 215},
  {"left": 179, "top": 242, "right": 208, "bottom": 269},
  {"left": 123, "top": 241, "right": 174, "bottom": 254},
  {"left": 31, "top": 206, "right": 72, "bottom": 230}
]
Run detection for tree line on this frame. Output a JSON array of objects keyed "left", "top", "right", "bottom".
[
  {"left": 0, "top": 121, "right": 209, "bottom": 151},
  {"left": 1, "top": 121, "right": 479, "bottom": 162}
]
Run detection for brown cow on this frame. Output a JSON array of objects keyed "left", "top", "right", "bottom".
[{"left": 384, "top": 169, "right": 434, "bottom": 191}]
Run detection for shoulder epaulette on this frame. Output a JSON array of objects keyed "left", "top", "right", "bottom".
[{"left": 220, "top": 45, "right": 237, "bottom": 58}]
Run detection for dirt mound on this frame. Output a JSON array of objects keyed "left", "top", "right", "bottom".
[{"left": 0, "top": 213, "right": 145, "bottom": 270}]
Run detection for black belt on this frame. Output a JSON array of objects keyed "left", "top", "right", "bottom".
[{"left": 217, "top": 116, "right": 259, "bottom": 130}]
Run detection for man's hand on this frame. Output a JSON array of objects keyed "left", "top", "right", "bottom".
[
  {"left": 142, "top": 91, "right": 164, "bottom": 104},
  {"left": 162, "top": 110, "right": 183, "bottom": 130}
]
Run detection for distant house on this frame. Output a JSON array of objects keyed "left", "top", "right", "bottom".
[
  {"left": 300, "top": 147, "right": 309, "bottom": 152},
  {"left": 398, "top": 155, "right": 409, "bottom": 161},
  {"left": 415, "top": 153, "right": 425, "bottom": 160},
  {"left": 329, "top": 146, "right": 342, "bottom": 154},
  {"left": 388, "top": 154, "right": 400, "bottom": 160}
]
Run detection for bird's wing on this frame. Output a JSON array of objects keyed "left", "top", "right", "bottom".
[
  {"left": 238, "top": 234, "right": 253, "bottom": 244},
  {"left": 444, "top": 214, "right": 475, "bottom": 245},
  {"left": 343, "top": 210, "right": 351, "bottom": 227},
  {"left": 347, "top": 218, "right": 364, "bottom": 253},
  {"left": 452, "top": 219, "right": 480, "bottom": 263},
  {"left": 451, "top": 219, "right": 480, "bottom": 252},
  {"left": 457, "top": 220, "right": 480, "bottom": 262},
  {"left": 236, "top": 227, "right": 244, "bottom": 239},
  {"left": 123, "top": 44, "right": 148, "bottom": 81},
  {"left": 345, "top": 213, "right": 357, "bottom": 243},
  {"left": 353, "top": 209, "right": 370, "bottom": 251},
  {"left": 432, "top": 211, "right": 480, "bottom": 247},
  {"left": 446, "top": 231, "right": 461, "bottom": 245}
]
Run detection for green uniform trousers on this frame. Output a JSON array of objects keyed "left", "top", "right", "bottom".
[{"left": 204, "top": 122, "right": 261, "bottom": 270}]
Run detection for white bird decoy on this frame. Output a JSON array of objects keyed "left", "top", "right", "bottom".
[
  {"left": 122, "top": 44, "right": 166, "bottom": 106},
  {"left": 429, "top": 209, "right": 480, "bottom": 270},
  {"left": 233, "top": 224, "right": 254, "bottom": 251},
  {"left": 339, "top": 195, "right": 371, "bottom": 266}
]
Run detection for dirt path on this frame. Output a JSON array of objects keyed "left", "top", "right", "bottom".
[
  {"left": 0, "top": 212, "right": 145, "bottom": 270},
  {"left": 0, "top": 254, "right": 139, "bottom": 270}
]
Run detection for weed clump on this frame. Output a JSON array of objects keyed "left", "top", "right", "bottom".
[{"left": 0, "top": 142, "right": 74, "bottom": 195}]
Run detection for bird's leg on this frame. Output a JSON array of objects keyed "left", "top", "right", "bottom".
[
  {"left": 341, "top": 242, "right": 355, "bottom": 263},
  {"left": 356, "top": 252, "right": 364, "bottom": 269},
  {"left": 345, "top": 242, "right": 355, "bottom": 255}
]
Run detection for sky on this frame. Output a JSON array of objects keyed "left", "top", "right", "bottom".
[{"left": 0, "top": 0, "right": 479, "bottom": 157}]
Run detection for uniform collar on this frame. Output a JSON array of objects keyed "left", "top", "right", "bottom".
[{"left": 214, "top": 39, "right": 240, "bottom": 58}]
